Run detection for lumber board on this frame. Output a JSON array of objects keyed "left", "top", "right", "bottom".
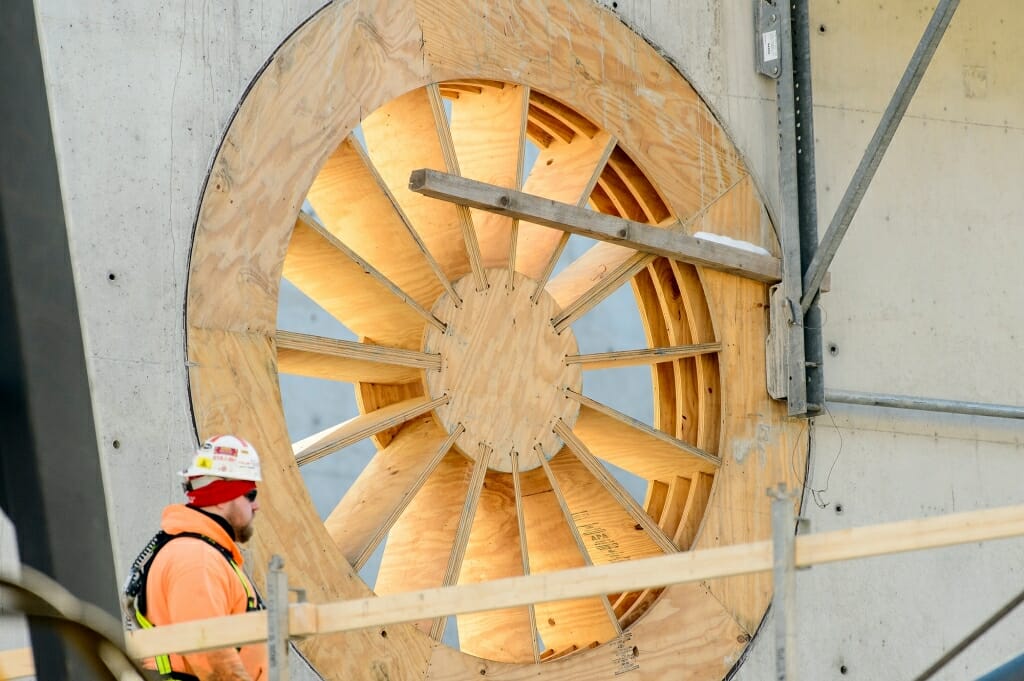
[
  {"left": 293, "top": 395, "right": 449, "bottom": 466},
  {"left": 283, "top": 213, "right": 439, "bottom": 350},
  {"left": 564, "top": 342, "right": 720, "bottom": 371},
  {"left": 362, "top": 87, "right": 471, "bottom": 284},
  {"left": 324, "top": 417, "right": 458, "bottom": 568},
  {"left": 547, "top": 243, "right": 652, "bottom": 332},
  {"left": 126, "top": 502, "right": 1024, "bottom": 659},
  {"left": 510, "top": 452, "right": 542, "bottom": 663},
  {"left": 555, "top": 421, "right": 678, "bottom": 555},
  {"left": 305, "top": 136, "right": 454, "bottom": 309},
  {"left": 275, "top": 330, "right": 437, "bottom": 384},
  {"left": 515, "top": 133, "right": 615, "bottom": 280},
  {"left": 375, "top": 451, "right": 472, "bottom": 635},
  {"left": 410, "top": 169, "right": 783, "bottom": 282},
  {"left": 569, "top": 396, "right": 719, "bottom": 479},
  {"left": 449, "top": 83, "right": 528, "bottom": 270},
  {"left": 456, "top": 470, "right": 535, "bottom": 662}
]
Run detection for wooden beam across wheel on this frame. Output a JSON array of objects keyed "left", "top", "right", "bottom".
[{"left": 408, "top": 168, "right": 783, "bottom": 283}]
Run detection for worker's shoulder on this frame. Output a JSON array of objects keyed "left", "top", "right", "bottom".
[{"left": 150, "top": 533, "right": 234, "bottom": 570}]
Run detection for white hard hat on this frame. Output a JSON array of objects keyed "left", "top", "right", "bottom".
[{"left": 180, "top": 435, "right": 262, "bottom": 489}]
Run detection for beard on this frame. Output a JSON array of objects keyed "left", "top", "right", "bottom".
[{"left": 236, "top": 521, "right": 255, "bottom": 543}]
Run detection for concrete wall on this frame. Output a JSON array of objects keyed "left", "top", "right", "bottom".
[{"left": 4, "top": 1, "right": 1020, "bottom": 680}]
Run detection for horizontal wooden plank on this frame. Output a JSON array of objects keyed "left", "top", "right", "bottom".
[
  {"left": 565, "top": 342, "right": 721, "bottom": 370},
  {"left": 124, "top": 503, "right": 1024, "bottom": 659},
  {"left": 409, "top": 169, "right": 782, "bottom": 282},
  {"left": 293, "top": 395, "right": 448, "bottom": 466},
  {"left": 275, "top": 330, "right": 439, "bottom": 384}
]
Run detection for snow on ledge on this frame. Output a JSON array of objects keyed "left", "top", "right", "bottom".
[{"left": 693, "top": 231, "right": 771, "bottom": 256}]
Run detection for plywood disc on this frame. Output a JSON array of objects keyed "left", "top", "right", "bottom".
[{"left": 423, "top": 269, "right": 581, "bottom": 472}]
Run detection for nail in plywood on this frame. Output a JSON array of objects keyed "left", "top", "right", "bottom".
[{"left": 275, "top": 330, "right": 437, "bottom": 384}]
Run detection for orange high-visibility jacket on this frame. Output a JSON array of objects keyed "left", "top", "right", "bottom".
[{"left": 144, "top": 504, "right": 267, "bottom": 680}]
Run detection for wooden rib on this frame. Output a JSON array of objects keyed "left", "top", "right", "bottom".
[
  {"left": 565, "top": 342, "right": 721, "bottom": 370},
  {"left": 449, "top": 83, "right": 526, "bottom": 272},
  {"left": 456, "top": 466, "right": 535, "bottom": 662},
  {"left": 644, "top": 480, "right": 669, "bottom": 523},
  {"left": 275, "top": 330, "right": 437, "bottom": 384},
  {"left": 535, "top": 446, "right": 622, "bottom": 636},
  {"left": 429, "top": 444, "right": 493, "bottom": 642},
  {"left": 554, "top": 420, "right": 678, "bottom": 554},
  {"left": 569, "top": 394, "right": 719, "bottom": 480},
  {"left": 648, "top": 258, "right": 699, "bottom": 445},
  {"left": 325, "top": 419, "right": 463, "bottom": 569},
  {"left": 550, "top": 246, "right": 654, "bottom": 333},
  {"left": 440, "top": 83, "right": 483, "bottom": 95},
  {"left": 516, "top": 132, "right": 616, "bottom": 281},
  {"left": 293, "top": 395, "right": 449, "bottom": 466},
  {"left": 360, "top": 86, "right": 471, "bottom": 285},
  {"left": 512, "top": 451, "right": 541, "bottom": 663},
  {"left": 525, "top": 121, "right": 555, "bottom": 148},
  {"left": 675, "top": 471, "right": 714, "bottom": 550},
  {"left": 305, "top": 135, "right": 457, "bottom": 309},
  {"left": 284, "top": 213, "right": 443, "bottom": 350},
  {"left": 509, "top": 87, "right": 530, "bottom": 287},
  {"left": 374, "top": 450, "right": 472, "bottom": 635},
  {"left": 427, "top": 84, "right": 487, "bottom": 291},
  {"left": 528, "top": 105, "right": 576, "bottom": 144},
  {"left": 670, "top": 259, "right": 721, "bottom": 454},
  {"left": 631, "top": 266, "right": 679, "bottom": 463},
  {"left": 658, "top": 476, "right": 693, "bottom": 538},
  {"left": 596, "top": 167, "right": 647, "bottom": 222},
  {"left": 528, "top": 91, "right": 600, "bottom": 139},
  {"left": 619, "top": 588, "right": 659, "bottom": 629},
  {"left": 606, "top": 146, "right": 672, "bottom": 224}
]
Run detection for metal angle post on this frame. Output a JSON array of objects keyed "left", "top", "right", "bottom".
[
  {"left": 267, "top": 555, "right": 290, "bottom": 681},
  {"left": 801, "top": 0, "right": 961, "bottom": 311},
  {"left": 769, "top": 484, "right": 798, "bottom": 681},
  {"left": 773, "top": 0, "right": 808, "bottom": 415}
]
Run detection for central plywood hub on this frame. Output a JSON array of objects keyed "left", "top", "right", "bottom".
[{"left": 423, "top": 269, "right": 582, "bottom": 472}]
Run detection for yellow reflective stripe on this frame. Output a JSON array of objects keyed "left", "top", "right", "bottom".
[
  {"left": 228, "top": 559, "right": 257, "bottom": 609},
  {"left": 135, "top": 609, "right": 173, "bottom": 674}
]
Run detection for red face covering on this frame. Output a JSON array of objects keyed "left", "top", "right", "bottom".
[{"left": 186, "top": 479, "right": 256, "bottom": 507}]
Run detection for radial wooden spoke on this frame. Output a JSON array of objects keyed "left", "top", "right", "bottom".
[
  {"left": 554, "top": 420, "right": 678, "bottom": 554},
  {"left": 293, "top": 395, "right": 449, "bottom": 466},
  {"left": 284, "top": 213, "right": 443, "bottom": 350},
  {"left": 306, "top": 135, "right": 457, "bottom": 308},
  {"left": 456, "top": 463, "right": 535, "bottom": 662},
  {"left": 567, "top": 392, "right": 719, "bottom": 480},
  {"left": 275, "top": 330, "right": 438, "bottom": 384},
  {"left": 427, "top": 84, "right": 488, "bottom": 291},
  {"left": 516, "top": 133, "right": 616, "bottom": 280},
  {"left": 449, "top": 83, "right": 528, "bottom": 272},
  {"left": 511, "top": 451, "right": 541, "bottom": 663},
  {"left": 361, "top": 86, "right": 471, "bottom": 284},
  {"left": 674, "top": 471, "right": 714, "bottom": 550},
  {"left": 325, "top": 419, "right": 463, "bottom": 569},
  {"left": 564, "top": 342, "right": 721, "bottom": 371},
  {"left": 375, "top": 451, "right": 472, "bottom": 635},
  {"left": 429, "top": 444, "right": 493, "bottom": 642},
  {"left": 534, "top": 446, "right": 622, "bottom": 636},
  {"left": 548, "top": 244, "right": 654, "bottom": 333}
]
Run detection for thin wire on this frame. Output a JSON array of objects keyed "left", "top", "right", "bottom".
[{"left": 789, "top": 402, "right": 844, "bottom": 509}]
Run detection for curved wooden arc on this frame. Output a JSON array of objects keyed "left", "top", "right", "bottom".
[{"left": 184, "top": 0, "right": 805, "bottom": 678}]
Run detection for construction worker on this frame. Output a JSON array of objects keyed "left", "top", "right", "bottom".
[{"left": 123, "top": 434, "right": 267, "bottom": 680}]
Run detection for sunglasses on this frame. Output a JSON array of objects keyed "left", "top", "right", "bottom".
[{"left": 244, "top": 489, "right": 258, "bottom": 503}]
